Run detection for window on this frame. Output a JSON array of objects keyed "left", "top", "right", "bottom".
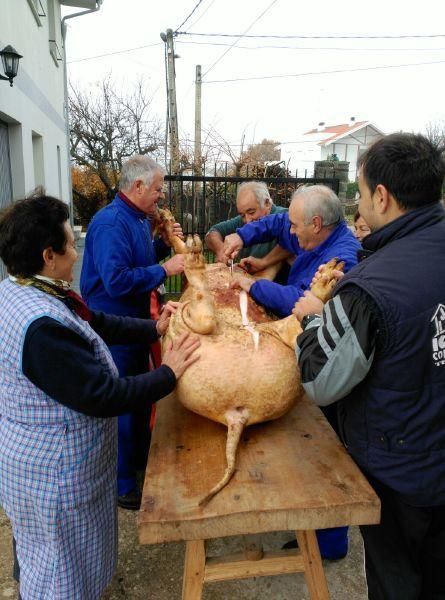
[
  {"left": 32, "top": 132, "right": 45, "bottom": 189},
  {"left": 47, "top": 0, "right": 63, "bottom": 67},
  {"left": 57, "top": 145, "right": 63, "bottom": 200},
  {"left": 26, "top": 0, "right": 46, "bottom": 26}
]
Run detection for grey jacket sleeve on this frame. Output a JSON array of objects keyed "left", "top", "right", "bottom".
[{"left": 296, "top": 289, "right": 378, "bottom": 406}]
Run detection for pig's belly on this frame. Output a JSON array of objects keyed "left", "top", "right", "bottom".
[
  {"left": 169, "top": 263, "right": 303, "bottom": 426},
  {"left": 175, "top": 318, "right": 301, "bottom": 426}
]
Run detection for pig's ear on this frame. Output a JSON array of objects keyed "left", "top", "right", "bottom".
[{"left": 181, "top": 300, "right": 216, "bottom": 335}]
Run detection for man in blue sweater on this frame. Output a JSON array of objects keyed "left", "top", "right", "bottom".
[
  {"left": 81, "top": 155, "right": 184, "bottom": 509},
  {"left": 224, "top": 185, "right": 360, "bottom": 317}
]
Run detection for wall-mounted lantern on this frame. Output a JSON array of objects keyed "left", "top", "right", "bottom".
[{"left": 0, "top": 45, "right": 23, "bottom": 87}]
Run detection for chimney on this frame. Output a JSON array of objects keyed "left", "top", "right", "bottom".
[{"left": 316, "top": 121, "right": 325, "bottom": 132}]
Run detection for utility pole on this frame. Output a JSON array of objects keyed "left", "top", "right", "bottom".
[
  {"left": 161, "top": 29, "right": 180, "bottom": 175},
  {"left": 194, "top": 65, "right": 202, "bottom": 177},
  {"left": 194, "top": 65, "right": 202, "bottom": 230}
]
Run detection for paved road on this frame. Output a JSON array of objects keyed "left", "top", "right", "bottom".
[{"left": 72, "top": 234, "right": 85, "bottom": 294}]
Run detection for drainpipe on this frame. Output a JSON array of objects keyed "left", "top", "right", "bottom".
[{"left": 61, "top": 0, "right": 104, "bottom": 225}]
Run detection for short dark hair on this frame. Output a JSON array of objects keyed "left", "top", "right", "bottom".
[
  {"left": 358, "top": 133, "right": 445, "bottom": 210},
  {"left": 353, "top": 210, "right": 361, "bottom": 223},
  {"left": 0, "top": 193, "right": 69, "bottom": 277}
]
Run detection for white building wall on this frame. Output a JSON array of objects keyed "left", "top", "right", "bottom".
[
  {"left": 0, "top": 0, "right": 70, "bottom": 203},
  {"left": 320, "top": 144, "right": 360, "bottom": 180}
]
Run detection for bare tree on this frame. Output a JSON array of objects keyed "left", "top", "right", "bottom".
[
  {"left": 69, "top": 77, "right": 163, "bottom": 200},
  {"left": 242, "top": 138, "right": 281, "bottom": 164},
  {"left": 200, "top": 129, "right": 281, "bottom": 176},
  {"left": 425, "top": 120, "right": 445, "bottom": 150}
]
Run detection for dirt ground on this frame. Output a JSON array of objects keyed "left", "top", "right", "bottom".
[{"left": 1, "top": 504, "right": 368, "bottom": 599}]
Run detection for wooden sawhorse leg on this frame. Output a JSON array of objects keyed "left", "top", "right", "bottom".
[
  {"left": 182, "top": 531, "right": 329, "bottom": 600},
  {"left": 182, "top": 539, "right": 206, "bottom": 600},
  {"left": 296, "top": 530, "right": 330, "bottom": 600}
]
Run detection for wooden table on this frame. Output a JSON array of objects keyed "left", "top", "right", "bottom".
[{"left": 138, "top": 393, "right": 380, "bottom": 599}]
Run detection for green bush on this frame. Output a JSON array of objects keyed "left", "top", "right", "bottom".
[{"left": 346, "top": 181, "right": 359, "bottom": 200}]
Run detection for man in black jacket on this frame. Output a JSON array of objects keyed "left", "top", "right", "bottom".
[{"left": 293, "top": 132, "right": 445, "bottom": 600}]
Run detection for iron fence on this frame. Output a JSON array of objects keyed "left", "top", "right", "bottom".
[
  {"left": 162, "top": 171, "right": 340, "bottom": 237},
  {"left": 161, "top": 170, "right": 340, "bottom": 298}
]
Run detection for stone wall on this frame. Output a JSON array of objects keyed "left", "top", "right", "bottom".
[{"left": 314, "top": 160, "right": 350, "bottom": 202}]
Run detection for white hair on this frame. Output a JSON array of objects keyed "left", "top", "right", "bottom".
[
  {"left": 291, "top": 185, "right": 344, "bottom": 228},
  {"left": 119, "top": 155, "right": 165, "bottom": 191},
  {"left": 237, "top": 181, "right": 273, "bottom": 209}
]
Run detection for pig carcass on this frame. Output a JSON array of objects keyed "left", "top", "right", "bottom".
[{"left": 155, "top": 210, "right": 342, "bottom": 505}]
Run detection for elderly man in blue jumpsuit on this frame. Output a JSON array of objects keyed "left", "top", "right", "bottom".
[
  {"left": 81, "top": 155, "right": 184, "bottom": 509},
  {"left": 225, "top": 184, "right": 360, "bottom": 560},
  {"left": 224, "top": 185, "right": 360, "bottom": 316}
]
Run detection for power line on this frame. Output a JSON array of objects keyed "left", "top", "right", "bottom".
[
  {"left": 68, "top": 42, "right": 162, "bottom": 63},
  {"left": 177, "top": 32, "right": 445, "bottom": 40},
  {"left": 202, "top": 0, "right": 280, "bottom": 77},
  {"left": 174, "top": 0, "right": 206, "bottom": 34},
  {"left": 204, "top": 58, "right": 445, "bottom": 83},
  {"left": 185, "top": 0, "right": 217, "bottom": 31},
  {"left": 177, "top": 40, "right": 445, "bottom": 52},
  {"left": 176, "top": 138, "right": 335, "bottom": 147}
]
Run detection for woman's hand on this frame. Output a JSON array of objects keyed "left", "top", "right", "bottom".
[
  {"left": 162, "top": 332, "right": 201, "bottom": 379},
  {"left": 156, "top": 301, "right": 180, "bottom": 336}
]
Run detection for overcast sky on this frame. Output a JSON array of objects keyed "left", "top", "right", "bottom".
[{"left": 63, "top": 0, "right": 445, "bottom": 164}]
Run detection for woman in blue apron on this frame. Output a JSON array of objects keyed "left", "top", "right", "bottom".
[{"left": 0, "top": 193, "right": 199, "bottom": 600}]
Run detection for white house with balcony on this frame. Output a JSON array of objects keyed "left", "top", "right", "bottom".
[
  {"left": 0, "top": 0, "right": 102, "bottom": 279},
  {"left": 282, "top": 118, "right": 384, "bottom": 180}
]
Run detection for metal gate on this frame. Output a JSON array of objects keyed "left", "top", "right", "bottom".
[
  {"left": 0, "top": 120, "right": 13, "bottom": 280},
  {"left": 163, "top": 173, "right": 340, "bottom": 236},
  {"left": 161, "top": 171, "right": 340, "bottom": 297}
]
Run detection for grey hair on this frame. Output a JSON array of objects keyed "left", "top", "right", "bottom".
[
  {"left": 119, "top": 155, "right": 165, "bottom": 191},
  {"left": 237, "top": 181, "right": 273, "bottom": 208},
  {"left": 291, "top": 185, "right": 344, "bottom": 228}
]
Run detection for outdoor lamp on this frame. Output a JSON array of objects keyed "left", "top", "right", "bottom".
[{"left": 0, "top": 45, "right": 23, "bottom": 87}]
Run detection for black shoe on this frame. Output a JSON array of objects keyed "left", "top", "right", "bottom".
[
  {"left": 282, "top": 539, "right": 299, "bottom": 550},
  {"left": 117, "top": 490, "right": 141, "bottom": 510}
]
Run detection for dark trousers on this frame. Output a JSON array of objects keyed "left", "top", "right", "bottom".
[
  {"left": 315, "top": 404, "right": 349, "bottom": 559},
  {"left": 360, "top": 475, "right": 445, "bottom": 600},
  {"left": 111, "top": 344, "right": 151, "bottom": 496}
]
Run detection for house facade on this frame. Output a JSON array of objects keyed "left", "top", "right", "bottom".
[
  {"left": 281, "top": 119, "right": 384, "bottom": 181},
  {"left": 303, "top": 119, "right": 384, "bottom": 180},
  {"left": 0, "top": 0, "right": 100, "bottom": 279}
]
